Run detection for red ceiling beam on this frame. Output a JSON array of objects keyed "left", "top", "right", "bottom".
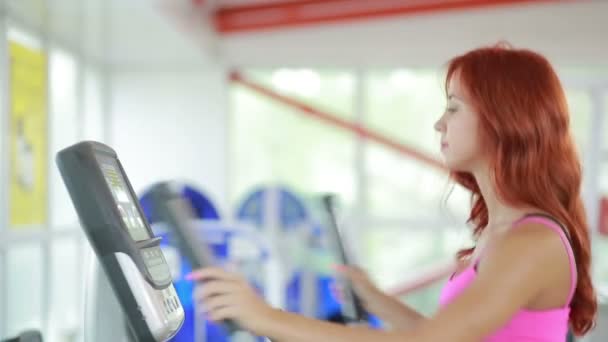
[
  {"left": 230, "top": 71, "right": 448, "bottom": 173},
  {"left": 214, "top": 0, "right": 565, "bottom": 34}
]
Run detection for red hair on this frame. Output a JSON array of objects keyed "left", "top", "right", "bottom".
[{"left": 446, "top": 44, "right": 597, "bottom": 335}]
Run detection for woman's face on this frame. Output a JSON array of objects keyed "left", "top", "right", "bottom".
[{"left": 434, "top": 71, "right": 484, "bottom": 172}]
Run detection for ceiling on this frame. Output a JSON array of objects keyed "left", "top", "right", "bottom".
[
  {"left": 202, "top": 0, "right": 566, "bottom": 34},
  {"left": 6, "top": 0, "right": 608, "bottom": 69},
  {"left": 213, "top": 0, "right": 608, "bottom": 68}
]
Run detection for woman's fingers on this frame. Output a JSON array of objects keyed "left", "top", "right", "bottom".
[
  {"left": 207, "top": 305, "right": 235, "bottom": 322},
  {"left": 185, "top": 267, "right": 241, "bottom": 282},
  {"left": 329, "top": 282, "right": 344, "bottom": 302},
  {"left": 197, "top": 293, "right": 235, "bottom": 313},
  {"left": 194, "top": 280, "right": 241, "bottom": 301}
]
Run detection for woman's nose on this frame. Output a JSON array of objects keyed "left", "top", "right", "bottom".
[{"left": 434, "top": 117, "right": 444, "bottom": 132}]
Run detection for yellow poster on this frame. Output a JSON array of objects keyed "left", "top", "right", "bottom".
[{"left": 9, "top": 40, "right": 47, "bottom": 227}]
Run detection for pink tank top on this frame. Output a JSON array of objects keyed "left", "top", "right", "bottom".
[{"left": 438, "top": 215, "right": 577, "bottom": 341}]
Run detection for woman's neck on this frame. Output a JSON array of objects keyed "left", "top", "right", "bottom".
[{"left": 473, "top": 167, "right": 533, "bottom": 231}]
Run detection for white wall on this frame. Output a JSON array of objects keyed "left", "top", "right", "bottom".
[
  {"left": 107, "top": 0, "right": 230, "bottom": 213},
  {"left": 109, "top": 67, "right": 230, "bottom": 213}
]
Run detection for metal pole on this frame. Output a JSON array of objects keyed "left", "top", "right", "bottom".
[
  {"left": 0, "top": 0, "right": 8, "bottom": 335},
  {"left": 584, "top": 88, "right": 606, "bottom": 233},
  {"left": 353, "top": 69, "right": 367, "bottom": 262},
  {"left": 264, "top": 187, "right": 285, "bottom": 309},
  {"left": 41, "top": 0, "right": 51, "bottom": 336}
]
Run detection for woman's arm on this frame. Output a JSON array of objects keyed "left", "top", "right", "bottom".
[
  {"left": 377, "top": 260, "right": 459, "bottom": 329},
  {"left": 334, "top": 265, "right": 428, "bottom": 330},
  {"left": 408, "top": 222, "right": 570, "bottom": 340},
  {"left": 261, "top": 309, "right": 410, "bottom": 342},
  {"left": 190, "top": 222, "right": 566, "bottom": 342},
  {"left": 364, "top": 291, "right": 425, "bottom": 330}
]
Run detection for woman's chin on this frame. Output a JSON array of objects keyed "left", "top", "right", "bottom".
[{"left": 443, "top": 158, "right": 473, "bottom": 173}]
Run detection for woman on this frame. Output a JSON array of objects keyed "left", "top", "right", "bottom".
[{"left": 187, "top": 44, "right": 598, "bottom": 341}]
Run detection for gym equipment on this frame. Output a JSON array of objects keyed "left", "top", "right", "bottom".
[
  {"left": 236, "top": 186, "right": 349, "bottom": 322},
  {"left": 56, "top": 141, "right": 185, "bottom": 341},
  {"left": 145, "top": 182, "right": 239, "bottom": 334},
  {"left": 1, "top": 330, "right": 43, "bottom": 342},
  {"left": 236, "top": 186, "right": 318, "bottom": 316},
  {"left": 141, "top": 182, "right": 224, "bottom": 342},
  {"left": 141, "top": 182, "right": 266, "bottom": 342},
  {"left": 321, "top": 194, "right": 368, "bottom": 324}
]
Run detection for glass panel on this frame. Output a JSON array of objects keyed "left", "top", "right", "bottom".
[
  {"left": 231, "top": 73, "right": 356, "bottom": 207},
  {"left": 49, "top": 238, "right": 80, "bottom": 334},
  {"left": 366, "top": 69, "right": 445, "bottom": 156},
  {"left": 365, "top": 143, "right": 469, "bottom": 220},
  {"left": 49, "top": 47, "right": 79, "bottom": 229},
  {"left": 0, "top": 250, "right": 4, "bottom": 334},
  {"left": 83, "top": 66, "right": 104, "bottom": 141},
  {"left": 594, "top": 236, "right": 608, "bottom": 291},
  {"left": 566, "top": 89, "right": 592, "bottom": 157},
  {"left": 557, "top": 67, "right": 608, "bottom": 81},
  {"left": 0, "top": 23, "right": 4, "bottom": 235},
  {"left": 601, "top": 93, "right": 608, "bottom": 193},
  {"left": 6, "top": 243, "right": 43, "bottom": 336},
  {"left": 245, "top": 69, "right": 355, "bottom": 120},
  {"left": 596, "top": 92, "right": 608, "bottom": 294},
  {"left": 361, "top": 228, "right": 470, "bottom": 316},
  {"left": 400, "top": 281, "right": 446, "bottom": 317},
  {"left": 362, "top": 68, "right": 472, "bottom": 221},
  {"left": 604, "top": 92, "right": 608, "bottom": 151}
]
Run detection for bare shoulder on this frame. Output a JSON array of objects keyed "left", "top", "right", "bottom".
[
  {"left": 503, "top": 221, "right": 570, "bottom": 255},
  {"left": 479, "top": 221, "right": 571, "bottom": 283},
  {"left": 412, "top": 222, "right": 573, "bottom": 340}
]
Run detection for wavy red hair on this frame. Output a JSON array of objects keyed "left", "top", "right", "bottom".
[{"left": 446, "top": 44, "right": 597, "bottom": 335}]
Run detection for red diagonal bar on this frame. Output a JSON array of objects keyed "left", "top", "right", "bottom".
[
  {"left": 214, "top": 0, "right": 565, "bottom": 34},
  {"left": 230, "top": 71, "right": 447, "bottom": 172}
]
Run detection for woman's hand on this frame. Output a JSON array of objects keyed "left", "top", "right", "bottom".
[
  {"left": 332, "top": 265, "right": 386, "bottom": 313},
  {"left": 186, "top": 267, "right": 279, "bottom": 336},
  {"left": 332, "top": 265, "right": 425, "bottom": 330}
]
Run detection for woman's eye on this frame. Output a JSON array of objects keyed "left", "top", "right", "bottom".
[{"left": 446, "top": 107, "right": 457, "bottom": 113}]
